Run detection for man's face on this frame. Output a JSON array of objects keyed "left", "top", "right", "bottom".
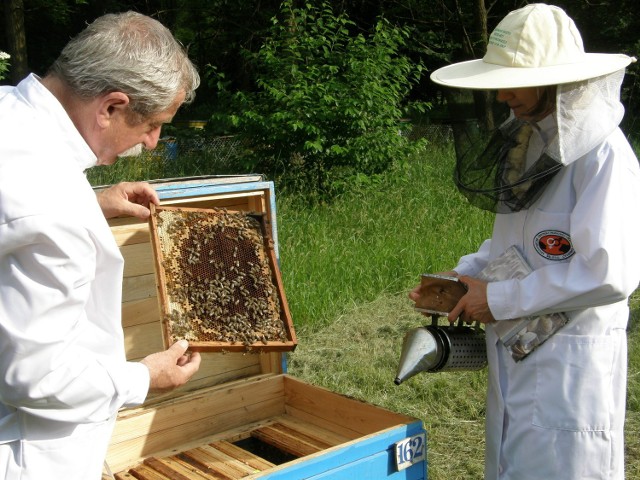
[{"left": 96, "top": 91, "right": 186, "bottom": 166}]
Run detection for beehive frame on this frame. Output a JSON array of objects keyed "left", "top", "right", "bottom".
[{"left": 149, "top": 204, "right": 296, "bottom": 352}]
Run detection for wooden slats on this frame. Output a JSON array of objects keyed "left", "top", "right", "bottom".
[
  {"left": 122, "top": 297, "right": 160, "bottom": 329},
  {"left": 208, "top": 441, "right": 275, "bottom": 472},
  {"left": 115, "top": 415, "right": 349, "bottom": 479},
  {"left": 178, "top": 443, "right": 266, "bottom": 478},
  {"left": 107, "top": 377, "right": 286, "bottom": 472},
  {"left": 122, "top": 273, "right": 157, "bottom": 303},
  {"left": 121, "top": 242, "right": 155, "bottom": 277},
  {"left": 250, "top": 422, "right": 331, "bottom": 457},
  {"left": 115, "top": 464, "right": 167, "bottom": 479},
  {"left": 143, "top": 456, "right": 214, "bottom": 479}
]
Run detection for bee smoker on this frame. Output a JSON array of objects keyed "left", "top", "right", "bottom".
[{"left": 394, "top": 315, "right": 487, "bottom": 385}]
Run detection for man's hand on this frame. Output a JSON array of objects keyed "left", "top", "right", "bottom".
[
  {"left": 96, "top": 181, "right": 159, "bottom": 219},
  {"left": 141, "top": 340, "right": 202, "bottom": 393}
]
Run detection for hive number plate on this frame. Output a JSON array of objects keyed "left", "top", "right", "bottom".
[{"left": 394, "top": 433, "right": 426, "bottom": 471}]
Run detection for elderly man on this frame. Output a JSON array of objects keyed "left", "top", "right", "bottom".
[{"left": 0, "top": 12, "right": 202, "bottom": 479}]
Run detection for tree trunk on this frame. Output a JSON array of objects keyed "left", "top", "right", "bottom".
[
  {"left": 472, "top": 0, "right": 495, "bottom": 133},
  {"left": 446, "top": 0, "right": 493, "bottom": 161},
  {"left": 4, "top": 0, "right": 29, "bottom": 84}
]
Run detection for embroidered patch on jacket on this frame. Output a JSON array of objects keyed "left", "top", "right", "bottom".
[{"left": 534, "top": 230, "right": 575, "bottom": 260}]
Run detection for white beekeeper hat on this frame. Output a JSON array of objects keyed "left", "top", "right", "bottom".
[{"left": 431, "top": 3, "right": 635, "bottom": 89}]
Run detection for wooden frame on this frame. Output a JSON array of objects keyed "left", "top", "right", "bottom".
[{"left": 148, "top": 204, "right": 296, "bottom": 352}]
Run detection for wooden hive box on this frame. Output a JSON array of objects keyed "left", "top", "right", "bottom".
[{"left": 103, "top": 175, "right": 427, "bottom": 480}]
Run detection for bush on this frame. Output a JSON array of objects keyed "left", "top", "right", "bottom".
[
  {"left": 211, "top": 1, "right": 429, "bottom": 199},
  {"left": 0, "top": 51, "right": 10, "bottom": 81}
]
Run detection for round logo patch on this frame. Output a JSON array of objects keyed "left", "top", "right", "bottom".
[{"left": 534, "top": 230, "right": 574, "bottom": 260}]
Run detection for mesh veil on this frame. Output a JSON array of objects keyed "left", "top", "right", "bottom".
[{"left": 453, "top": 69, "right": 627, "bottom": 213}]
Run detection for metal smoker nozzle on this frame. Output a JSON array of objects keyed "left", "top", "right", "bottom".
[{"left": 394, "top": 326, "right": 444, "bottom": 385}]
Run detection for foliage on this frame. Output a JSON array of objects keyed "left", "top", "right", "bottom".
[
  {"left": 85, "top": 134, "right": 247, "bottom": 186},
  {"left": 210, "top": 1, "right": 429, "bottom": 198},
  {"left": 4, "top": 1, "right": 640, "bottom": 126},
  {"left": 0, "top": 52, "right": 10, "bottom": 81}
]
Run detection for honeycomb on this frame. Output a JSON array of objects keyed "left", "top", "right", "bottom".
[{"left": 150, "top": 206, "right": 290, "bottom": 350}]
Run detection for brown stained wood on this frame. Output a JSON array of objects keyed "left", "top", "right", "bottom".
[
  {"left": 414, "top": 274, "right": 468, "bottom": 315},
  {"left": 113, "top": 474, "right": 137, "bottom": 480},
  {"left": 250, "top": 424, "right": 321, "bottom": 458},
  {"left": 148, "top": 205, "right": 296, "bottom": 353},
  {"left": 263, "top": 243, "right": 297, "bottom": 347},
  {"left": 179, "top": 446, "right": 252, "bottom": 478},
  {"left": 112, "top": 471, "right": 139, "bottom": 480},
  {"left": 168, "top": 456, "right": 225, "bottom": 480},
  {"left": 143, "top": 457, "right": 211, "bottom": 480},
  {"left": 124, "top": 463, "right": 170, "bottom": 480},
  {"left": 175, "top": 452, "right": 232, "bottom": 479},
  {"left": 208, "top": 441, "right": 275, "bottom": 471}
]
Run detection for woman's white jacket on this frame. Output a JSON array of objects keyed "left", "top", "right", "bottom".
[{"left": 454, "top": 123, "right": 640, "bottom": 479}]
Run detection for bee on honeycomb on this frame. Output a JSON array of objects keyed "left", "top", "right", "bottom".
[{"left": 152, "top": 206, "right": 288, "bottom": 350}]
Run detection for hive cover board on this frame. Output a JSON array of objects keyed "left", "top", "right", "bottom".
[{"left": 149, "top": 204, "right": 296, "bottom": 352}]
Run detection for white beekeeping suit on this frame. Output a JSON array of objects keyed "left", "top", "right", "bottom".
[{"left": 427, "top": 4, "right": 640, "bottom": 479}]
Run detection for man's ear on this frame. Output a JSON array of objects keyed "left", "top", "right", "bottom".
[{"left": 96, "top": 91, "right": 130, "bottom": 128}]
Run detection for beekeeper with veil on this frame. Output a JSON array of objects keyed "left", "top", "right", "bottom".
[{"left": 409, "top": 3, "right": 640, "bottom": 479}]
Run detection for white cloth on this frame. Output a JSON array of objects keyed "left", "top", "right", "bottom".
[
  {"left": 454, "top": 121, "right": 640, "bottom": 478},
  {"left": 0, "top": 74, "right": 150, "bottom": 479}
]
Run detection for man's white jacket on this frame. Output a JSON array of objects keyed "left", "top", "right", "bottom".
[{"left": 0, "top": 74, "right": 149, "bottom": 479}]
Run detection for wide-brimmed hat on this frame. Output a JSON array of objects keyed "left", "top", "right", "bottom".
[{"left": 431, "top": 3, "right": 635, "bottom": 90}]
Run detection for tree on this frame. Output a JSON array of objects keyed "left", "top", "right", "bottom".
[
  {"left": 212, "top": 0, "right": 428, "bottom": 197},
  {"left": 3, "top": 0, "right": 28, "bottom": 84}
]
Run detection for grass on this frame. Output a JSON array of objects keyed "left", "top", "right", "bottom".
[
  {"left": 276, "top": 142, "right": 493, "bottom": 330},
  {"left": 89, "top": 136, "right": 639, "bottom": 480}
]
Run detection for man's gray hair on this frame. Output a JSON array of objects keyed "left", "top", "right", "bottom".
[{"left": 48, "top": 11, "right": 200, "bottom": 117}]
